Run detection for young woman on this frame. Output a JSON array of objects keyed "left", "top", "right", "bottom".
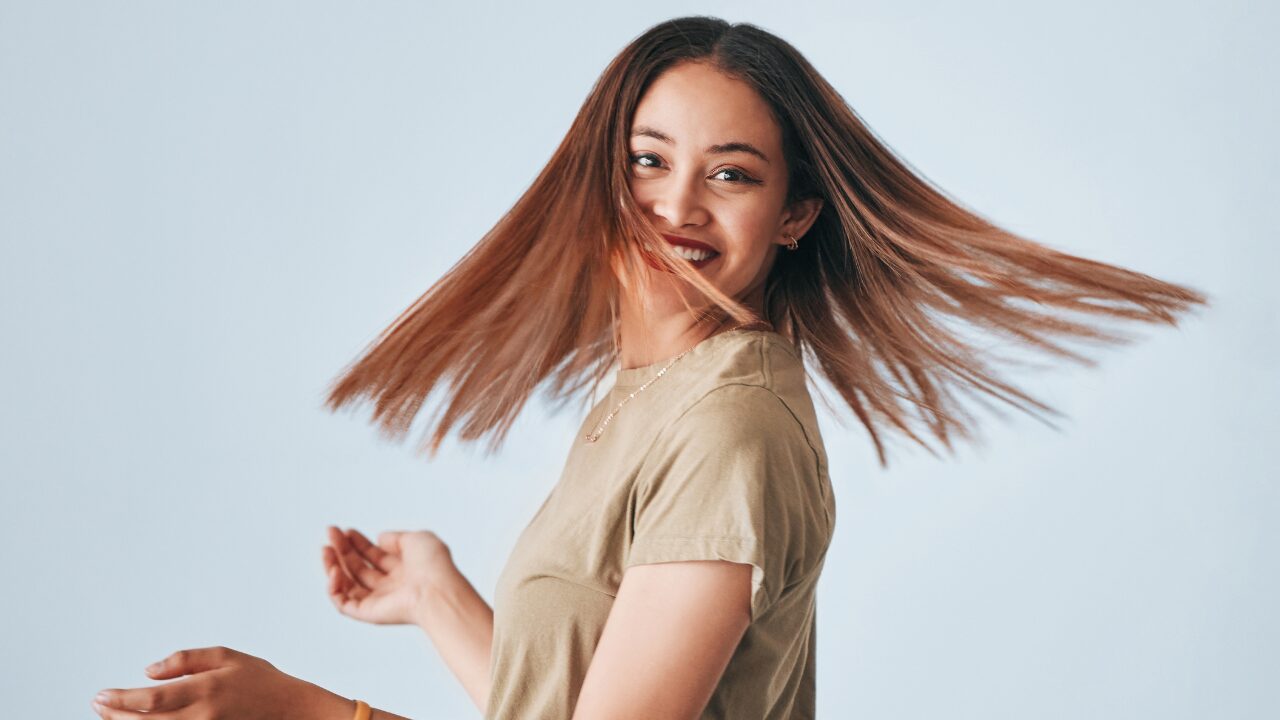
[{"left": 91, "top": 15, "right": 1207, "bottom": 720}]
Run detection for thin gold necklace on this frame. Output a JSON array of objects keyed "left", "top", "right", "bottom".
[{"left": 584, "top": 322, "right": 766, "bottom": 443}]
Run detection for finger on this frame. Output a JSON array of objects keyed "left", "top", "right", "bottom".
[
  {"left": 327, "top": 564, "right": 371, "bottom": 617},
  {"left": 323, "top": 547, "right": 345, "bottom": 595},
  {"left": 347, "top": 527, "right": 398, "bottom": 571},
  {"left": 327, "top": 526, "right": 381, "bottom": 591},
  {"left": 92, "top": 696, "right": 180, "bottom": 719},
  {"left": 328, "top": 525, "right": 371, "bottom": 586},
  {"left": 145, "top": 646, "right": 237, "bottom": 679},
  {"left": 323, "top": 545, "right": 340, "bottom": 591},
  {"left": 327, "top": 560, "right": 370, "bottom": 609},
  {"left": 94, "top": 677, "right": 197, "bottom": 714},
  {"left": 323, "top": 545, "right": 370, "bottom": 601},
  {"left": 377, "top": 531, "right": 402, "bottom": 555}
]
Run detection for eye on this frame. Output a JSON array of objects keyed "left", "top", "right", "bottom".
[
  {"left": 628, "top": 152, "right": 762, "bottom": 186},
  {"left": 712, "top": 167, "right": 761, "bottom": 185},
  {"left": 630, "top": 152, "right": 663, "bottom": 169}
]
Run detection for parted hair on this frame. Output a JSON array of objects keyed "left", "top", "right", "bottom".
[{"left": 324, "top": 15, "right": 1209, "bottom": 466}]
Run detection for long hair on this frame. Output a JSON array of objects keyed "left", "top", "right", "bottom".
[{"left": 323, "top": 15, "right": 1209, "bottom": 467}]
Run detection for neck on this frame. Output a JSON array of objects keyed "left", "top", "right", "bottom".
[{"left": 616, "top": 283, "right": 768, "bottom": 371}]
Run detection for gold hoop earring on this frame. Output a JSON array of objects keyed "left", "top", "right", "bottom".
[{"left": 784, "top": 233, "right": 799, "bottom": 251}]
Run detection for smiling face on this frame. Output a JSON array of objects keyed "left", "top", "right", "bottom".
[{"left": 626, "top": 59, "right": 821, "bottom": 318}]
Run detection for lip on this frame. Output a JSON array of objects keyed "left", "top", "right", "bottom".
[
  {"left": 661, "top": 234, "right": 720, "bottom": 255},
  {"left": 659, "top": 234, "right": 721, "bottom": 270}
]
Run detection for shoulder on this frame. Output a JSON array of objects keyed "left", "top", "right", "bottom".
[
  {"left": 630, "top": 376, "right": 834, "bottom": 614},
  {"left": 642, "top": 382, "right": 823, "bottom": 500},
  {"left": 694, "top": 329, "right": 804, "bottom": 389},
  {"left": 676, "top": 383, "right": 805, "bottom": 443},
  {"left": 671, "top": 373, "right": 822, "bottom": 468},
  {"left": 672, "top": 330, "right": 810, "bottom": 428},
  {"left": 624, "top": 329, "right": 827, "bottom": 483}
]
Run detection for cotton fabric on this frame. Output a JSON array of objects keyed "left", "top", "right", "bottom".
[{"left": 485, "top": 327, "right": 836, "bottom": 719}]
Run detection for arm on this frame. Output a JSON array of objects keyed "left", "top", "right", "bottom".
[
  {"left": 570, "top": 559, "right": 752, "bottom": 720},
  {"left": 294, "top": 565, "right": 494, "bottom": 720},
  {"left": 91, "top": 645, "right": 424, "bottom": 720},
  {"left": 295, "top": 682, "right": 416, "bottom": 720},
  {"left": 324, "top": 528, "right": 494, "bottom": 716},
  {"left": 93, "top": 531, "right": 494, "bottom": 720},
  {"left": 413, "top": 565, "right": 495, "bottom": 714}
]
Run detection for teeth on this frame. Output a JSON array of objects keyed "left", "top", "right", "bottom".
[{"left": 671, "top": 245, "right": 715, "bottom": 261}]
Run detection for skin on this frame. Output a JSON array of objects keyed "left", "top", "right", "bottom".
[
  {"left": 574, "top": 59, "right": 824, "bottom": 720},
  {"left": 91, "top": 60, "right": 824, "bottom": 720},
  {"left": 617, "top": 58, "right": 823, "bottom": 370},
  {"left": 91, "top": 527, "right": 480, "bottom": 719}
]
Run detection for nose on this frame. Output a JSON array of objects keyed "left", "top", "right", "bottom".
[{"left": 646, "top": 169, "right": 710, "bottom": 229}]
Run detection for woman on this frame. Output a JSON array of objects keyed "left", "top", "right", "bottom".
[{"left": 91, "top": 15, "right": 1207, "bottom": 720}]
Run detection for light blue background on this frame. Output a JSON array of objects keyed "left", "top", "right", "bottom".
[{"left": 2, "top": 1, "right": 1275, "bottom": 718}]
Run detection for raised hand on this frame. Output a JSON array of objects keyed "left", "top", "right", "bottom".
[{"left": 323, "top": 525, "right": 461, "bottom": 627}]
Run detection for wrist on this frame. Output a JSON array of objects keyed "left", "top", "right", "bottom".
[
  {"left": 412, "top": 565, "right": 470, "bottom": 630},
  {"left": 289, "top": 678, "right": 356, "bottom": 720}
]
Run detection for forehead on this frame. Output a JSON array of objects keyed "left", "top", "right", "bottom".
[{"left": 631, "top": 61, "right": 780, "bottom": 152}]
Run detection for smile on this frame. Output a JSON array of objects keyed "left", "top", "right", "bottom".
[{"left": 660, "top": 234, "right": 721, "bottom": 269}]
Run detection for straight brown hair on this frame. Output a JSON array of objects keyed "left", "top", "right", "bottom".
[{"left": 323, "top": 16, "right": 1209, "bottom": 467}]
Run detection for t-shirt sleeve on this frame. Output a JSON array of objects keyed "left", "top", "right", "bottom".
[{"left": 624, "top": 383, "right": 825, "bottom": 622}]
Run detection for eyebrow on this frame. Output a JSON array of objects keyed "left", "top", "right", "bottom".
[{"left": 630, "top": 125, "right": 771, "bottom": 164}]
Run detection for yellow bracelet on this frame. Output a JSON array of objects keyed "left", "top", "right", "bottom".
[{"left": 353, "top": 699, "right": 371, "bottom": 720}]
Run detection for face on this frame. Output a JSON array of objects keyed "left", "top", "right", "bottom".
[{"left": 626, "top": 60, "right": 821, "bottom": 315}]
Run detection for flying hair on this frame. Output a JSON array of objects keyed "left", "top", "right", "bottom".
[{"left": 323, "top": 16, "right": 1210, "bottom": 467}]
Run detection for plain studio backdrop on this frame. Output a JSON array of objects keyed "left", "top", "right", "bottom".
[{"left": 1, "top": 1, "right": 1275, "bottom": 718}]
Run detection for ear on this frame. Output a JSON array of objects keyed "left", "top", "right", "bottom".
[{"left": 779, "top": 197, "right": 824, "bottom": 243}]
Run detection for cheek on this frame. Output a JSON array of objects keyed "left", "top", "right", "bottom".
[
  {"left": 720, "top": 207, "right": 777, "bottom": 260},
  {"left": 626, "top": 179, "right": 654, "bottom": 207}
]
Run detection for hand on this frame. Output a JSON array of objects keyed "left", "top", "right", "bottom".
[
  {"left": 324, "top": 525, "right": 460, "bottom": 627},
  {"left": 91, "top": 645, "right": 317, "bottom": 719}
]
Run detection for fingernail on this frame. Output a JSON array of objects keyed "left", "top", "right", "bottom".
[
  {"left": 146, "top": 661, "right": 162, "bottom": 672},
  {"left": 95, "top": 690, "right": 110, "bottom": 703}
]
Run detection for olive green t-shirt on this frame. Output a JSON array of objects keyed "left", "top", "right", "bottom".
[{"left": 486, "top": 328, "right": 836, "bottom": 719}]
